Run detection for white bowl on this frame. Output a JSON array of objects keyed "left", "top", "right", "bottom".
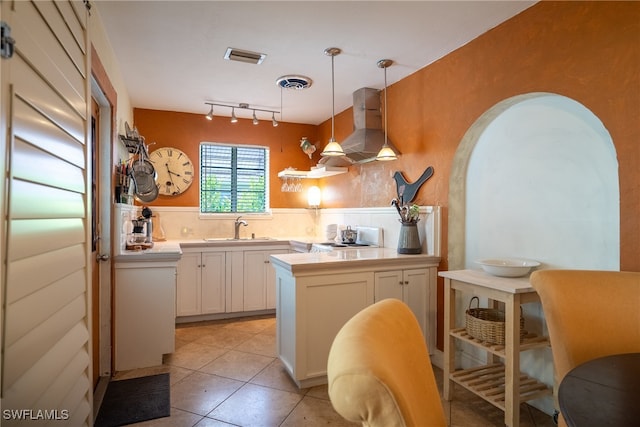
[{"left": 476, "top": 258, "right": 540, "bottom": 277}]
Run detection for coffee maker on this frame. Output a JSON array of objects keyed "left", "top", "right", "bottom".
[{"left": 126, "top": 206, "right": 154, "bottom": 249}]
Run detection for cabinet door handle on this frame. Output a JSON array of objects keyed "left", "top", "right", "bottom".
[
  {"left": 265, "top": 260, "right": 270, "bottom": 264},
  {"left": 404, "top": 280, "right": 409, "bottom": 285},
  {"left": 399, "top": 281, "right": 404, "bottom": 285}
]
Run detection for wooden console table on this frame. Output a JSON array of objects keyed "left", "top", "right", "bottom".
[{"left": 440, "top": 269, "right": 551, "bottom": 427}]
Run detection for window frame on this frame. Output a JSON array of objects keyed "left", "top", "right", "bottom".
[{"left": 199, "top": 142, "right": 271, "bottom": 217}]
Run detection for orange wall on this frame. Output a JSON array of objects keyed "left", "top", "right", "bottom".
[
  {"left": 318, "top": 1, "right": 639, "bottom": 273},
  {"left": 134, "top": 2, "right": 638, "bottom": 271},
  {"left": 132, "top": 109, "right": 320, "bottom": 208}
]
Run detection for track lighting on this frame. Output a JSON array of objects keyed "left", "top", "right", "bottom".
[
  {"left": 204, "top": 102, "right": 280, "bottom": 125},
  {"left": 321, "top": 47, "right": 345, "bottom": 157}
]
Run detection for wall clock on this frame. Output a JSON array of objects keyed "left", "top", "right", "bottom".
[{"left": 149, "top": 147, "right": 194, "bottom": 196}]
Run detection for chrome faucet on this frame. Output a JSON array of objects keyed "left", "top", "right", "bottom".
[{"left": 234, "top": 216, "right": 248, "bottom": 239}]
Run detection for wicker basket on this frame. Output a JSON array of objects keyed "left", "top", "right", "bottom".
[{"left": 465, "top": 296, "right": 525, "bottom": 345}]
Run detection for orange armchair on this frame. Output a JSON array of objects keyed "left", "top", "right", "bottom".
[
  {"left": 530, "top": 269, "right": 640, "bottom": 427},
  {"left": 327, "top": 298, "right": 446, "bottom": 427}
]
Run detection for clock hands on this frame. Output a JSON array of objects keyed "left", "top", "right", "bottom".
[
  {"left": 163, "top": 163, "right": 177, "bottom": 194},
  {"left": 164, "top": 163, "right": 184, "bottom": 177},
  {"left": 165, "top": 163, "right": 183, "bottom": 195}
]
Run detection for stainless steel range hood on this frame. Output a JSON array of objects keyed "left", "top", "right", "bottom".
[{"left": 340, "top": 87, "right": 399, "bottom": 163}]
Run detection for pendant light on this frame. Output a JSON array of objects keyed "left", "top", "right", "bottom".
[
  {"left": 321, "top": 47, "right": 345, "bottom": 157},
  {"left": 205, "top": 104, "right": 214, "bottom": 121},
  {"left": 230, "top": 107, "right": 238, "bottom": 123},
  {"left": 252, "top": 110, "right": 259, "bottom": 125},
  {"left": 376, "top": 59, "right": 398, "bottom": 161}
]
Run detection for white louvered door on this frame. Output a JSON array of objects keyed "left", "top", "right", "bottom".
[{"left": 1, "top": 1, "right": 92, "bottom": 426}]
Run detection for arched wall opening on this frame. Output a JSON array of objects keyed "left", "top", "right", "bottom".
[
  {"left": 447, "top": 92, "right": 619, "bottom": 415},
  {"left": 449, "top": 93, "right": 619, "bottom": 271}
]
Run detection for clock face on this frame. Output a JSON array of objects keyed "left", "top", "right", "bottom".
[{"left": 149, "top": 147, "right": 194, "bottom": 196}]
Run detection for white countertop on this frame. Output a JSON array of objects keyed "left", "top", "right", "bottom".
[
  {"left": 179, "top": 237, "right": 293, "bottom": 249},
  {"left": 270, "top": 248, "right": 441, "bottom": 274},
  {"left": 115, "top": 237, "right": 308, "bottom": 261},
  {"left": 114, "top": 240, "right": 183, "bottom": 262}
]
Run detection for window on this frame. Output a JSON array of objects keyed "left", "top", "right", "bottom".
[{"left": 200, "top": 143, "right": 269, "bottom": 213}]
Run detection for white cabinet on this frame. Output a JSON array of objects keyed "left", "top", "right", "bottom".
[
  {"left": 276, "top": 270, "right": 375, "bottom": 388},
  {"left": 176, "top": 242, "right": 290, "bottom": 319},
  {"left": 176, "top": 250, "right": 226, "bottom": 316},
  {"left": 115, "top": 259, "right": 178, "bottom": 371},
  {"left": 202, "top": 252, "right": 226, "bottom": 313},
  {"left": 244, "top": 249, "right": 289, "bottom": 311},
  {"left": 176, "top": 252, "right": 200, "bottom": 316},
  {"left": 374, "top": 267, "right": 436, "bottom": 350},
  {"left": 271, "top": 252, "right": 440, "bottom": 388}
]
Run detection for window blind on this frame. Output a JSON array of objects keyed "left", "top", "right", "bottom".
[{"left": 200, "top": 144, "right": 268, "bottom": 213}]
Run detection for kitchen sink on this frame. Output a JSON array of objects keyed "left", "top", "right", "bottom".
[{"left": 203, "top": 237, "right": 276, "bottom": 242}]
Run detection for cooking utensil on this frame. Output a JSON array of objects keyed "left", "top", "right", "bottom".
[
  {"left": 134, "top": 183, "right": 159, "bottom": 203},
  {"left": 400, "top": 205, "right": 410, "bottom": 222},
  {"left": 391, "top": 199, "right": 402, "bottom": 218},
  {"left": 129, "top": 157, "right": 158, "bottom": 202},
  {"left": 341, "top": 225, "right": 358, "bottom": 243}
]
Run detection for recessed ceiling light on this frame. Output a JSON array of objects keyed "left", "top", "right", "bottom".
[{"left": 224, "top": 47, "right": 266, "bottom": 65}]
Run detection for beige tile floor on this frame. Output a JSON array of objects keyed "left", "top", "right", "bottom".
[{"left": 110, "top": 315, "right": 555, "bottom": 427}]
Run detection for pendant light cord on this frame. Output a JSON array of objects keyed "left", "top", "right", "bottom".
[
  {"left": 321, "top": 47, "right": 344, "bottom": 157},
  {"left": 384, "top": 65, "right": 388, "bottom": 146},
  {"left": 331, "top": 53, "right": 335, "bottom": 140}
]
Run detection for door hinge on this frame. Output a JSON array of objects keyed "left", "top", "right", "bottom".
[{"left": 1, "top": 21, "right": 16, "bottom": 59}]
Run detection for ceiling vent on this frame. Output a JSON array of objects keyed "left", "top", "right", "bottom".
[
  {"left": 224, "top": 47, "right": 266, "bottom": 65},
  {"left": 276, "top": 75, "right": 313, "bottom": 90}
]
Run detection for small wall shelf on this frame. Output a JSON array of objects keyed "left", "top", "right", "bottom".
[
  {"left": 119, "top": 135, "right": 146, "bottom": 154},
  {"left": 278, "top": 165, "right": 347, "bottom": 179}
]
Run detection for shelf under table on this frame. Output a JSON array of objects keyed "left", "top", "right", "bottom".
[
  {"left": 450, "top": 363, "right": 552, "bottom": 410},
  {"left": 450, "top": 328, "right": 550, "bottom": 356}
]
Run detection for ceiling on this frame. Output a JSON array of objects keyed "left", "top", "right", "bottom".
[{"left": 94, "top": 1, "right": 536, "bottom": 125}]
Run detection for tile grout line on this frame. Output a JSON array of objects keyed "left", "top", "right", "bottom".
[{"left": 193, "top": 322, "right": 311, "bottom": 426}]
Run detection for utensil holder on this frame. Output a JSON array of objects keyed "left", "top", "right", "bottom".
[{"left": 398, "top": 222, "right": 421, "bottom": 254}]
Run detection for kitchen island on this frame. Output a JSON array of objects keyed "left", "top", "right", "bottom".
[{"left": 270, "top": 249, "right": 440, "bottom": 388}]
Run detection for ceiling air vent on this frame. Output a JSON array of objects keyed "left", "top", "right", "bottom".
[
  {"left": 224, "top": 47, "right": 266, "bottom": 65},
  {"left": 276, "top": 75, "right": 313, "bottom": 90}
]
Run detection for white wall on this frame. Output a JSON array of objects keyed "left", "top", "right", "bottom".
[
  {"left": 91, "top": 6, "right": 133, "bottom": 138},
  {"left": 465, "top": 95, "right": 619, "bottom": 270}
]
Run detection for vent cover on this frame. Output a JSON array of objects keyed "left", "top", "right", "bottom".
[
  {"left": 224, "top": 47, "right": 266, "bottom": 65},
  {"left": 276, "top": 75, "right": 313, "bottom": 90}
]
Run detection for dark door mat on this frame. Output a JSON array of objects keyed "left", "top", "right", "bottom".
[{"left": 95, "top": 373, "right": 170, "bottom": 427}]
